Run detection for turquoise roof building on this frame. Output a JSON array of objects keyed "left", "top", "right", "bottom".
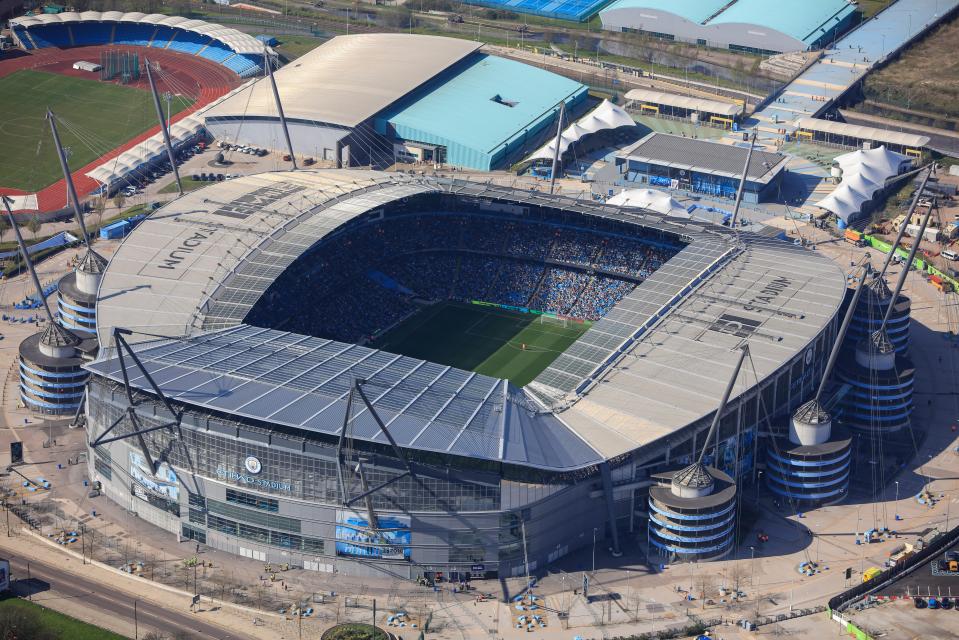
[
  {"left": 600, "top": 0, "right": 858, "bottom": 53},
  {"left": 376, "top": 54, "right": 587, "bottom": 171},
  {"left": 709, "top": 0, "right": 856, "bottom": 49}
]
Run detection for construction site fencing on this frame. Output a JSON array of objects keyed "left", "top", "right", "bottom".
[{"left": 827, "top": 522, "right": 959, "bottom": 613}]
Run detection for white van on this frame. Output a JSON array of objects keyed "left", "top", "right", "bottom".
[{"left": 943, "top": 250, "right": 959, "bottom": 261}]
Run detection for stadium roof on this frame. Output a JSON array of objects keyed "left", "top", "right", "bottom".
[
  {"left": 378, "top": 54, "right": 585, "bottom": 159},
  {"left": 9, "top": 11, "right": 268, "bottom": 54},
  {"left": 92, "top": 169, "right": 845, "bottom": 469},
  {"left": 202, "top": 34, "right": 482, "bottom": 128},
  {"left": 624, "top": 88, "right": 741, "bottom": 117},
  {"left": 796, "top": 118, "right": 930, "bottom": 149},
  {"left": 618, "top": 133, "right": 788, "bottom": 184},
  {"left": 708, "top": 0, "right": 856, "bottom": 46},
  {"left": 86, "top": 324, "right": 604, "bottom": 471},
  {"left": 600, "top": 0, "right": 728, "bottom": 24}
]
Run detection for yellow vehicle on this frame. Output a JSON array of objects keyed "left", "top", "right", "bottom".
[
  {"left": 863, "top": 567, "right": 882, "bottom": 583},
  {"left": 950, "top": 560, "right": 958, "bottom": 572}
]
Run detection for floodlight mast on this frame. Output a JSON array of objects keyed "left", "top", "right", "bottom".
[
  {"left": 1, "top": 196, "right": 57, "bottom": 326},
  {"left": 876, "top": 165, "right": 933, "bottom": 280},
  {"left": 548, "top": 101, "right": 566, "bottom": 195},
  {"left": 728, "top": 131, "right": 756, "bottom": 229},
  {"left": 264, "top": 46, "right": 297, "bottom": 170},
  {"left": 47, "top": 109, "right": 93, "bottom": 249},
  {"left": 698, "top": 343, "right": 749, "bottom": 465},
  {"left": 877, "top": 166, "right": 935, "bottom": 335},
  {"left": 812, "top": 261, "right": 870, "bottom": 405},
  {"left": 144, "top": 59, "right": 183, "bottom": 196}
]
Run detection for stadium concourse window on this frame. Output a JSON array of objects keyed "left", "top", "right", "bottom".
[
  {"left": 206, "top": 514, "right": 324, "bottom": 553},
  {"left": 226, "top": 488, "right": 279, "bottom": 512},
  {"left": 181, "top": 524, "right": 206, "bottom": 545},
  {"left": 207, "top": 499, "right": 300, "bottom": 532},
  {"left": 89, "top": 381, "right": 505, "bottom": 512},
  {"left": 728, "top": 43, "right": 781, "bottom": 56},
  {"left": 93, "top": 449, "right": 112, "bottom": 480}
]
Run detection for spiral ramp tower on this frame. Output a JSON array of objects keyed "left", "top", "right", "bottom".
[
  {"left": 648, "top": 462, "right": 738, "bottom": 561},
  {"left": 57, "top": 249, "right": 107, "bottom": 336},
  {"left": 765, "top": 261, "right": 872, "bottom": 507},
  {"left": 648, "top": 345, "right": 747, "bottom": 563},
  {"left": 847, "top": 270, "right": 910, "bottom": 355},
  {"left": 834, "top": 167, "right": 934, "bottom": 436}
]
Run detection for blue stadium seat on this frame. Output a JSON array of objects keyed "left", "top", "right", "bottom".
[
  {"left": 71, "top": 22, "right": 113, "bottom": 46},
  {"left": 198, "top": 42, "right": 235, "bottom": 64},
  {"left": 223, "top": 54, "right": 261, "bottom": 77},
  {"left": 166, "top": 30, "right": 209, "bottom": 55},
  {"left": 113, "top": 23, "right": 154, "bottom": 47},
  {"left": 12, "top": 26, "right": 33, "bottom": 49},
  {"left": 150, "top": 25, "right": 176, "bottom": 48},
  {"left": 42, "top": 24, "right": 72, "bottom": 47}
]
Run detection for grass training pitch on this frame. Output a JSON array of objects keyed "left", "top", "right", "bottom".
[
  {"left": 0, "top": 69, "right": 194, "bottom": 192},
  {"left": 371, "top": 301, "right": 590, "bottom": 387}
]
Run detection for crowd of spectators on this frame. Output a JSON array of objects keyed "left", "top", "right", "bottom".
[{"left": 246, "top": 212, "right": 681, "bottom": 344}]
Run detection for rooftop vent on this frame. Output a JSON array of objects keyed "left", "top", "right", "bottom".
[{"left": 490, "top": 94, "right": 518, "bottom": 108}]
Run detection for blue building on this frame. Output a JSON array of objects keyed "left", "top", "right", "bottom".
[{"left": 376, "top": 54, "right": 587, "bottom": 172}]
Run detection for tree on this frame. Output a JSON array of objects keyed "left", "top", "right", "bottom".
[
  {"left": 729, "top": 561, "right": 749, "bottom": 594},
  {"left": 26, "top": 215, "right": 41, "bottom": 240},
  {"left": 113, "top": 192, "right": 126, "bottom": 213},
  {"left": 696, "top": 572, "right": 717, "bottom": 609},
  {"left": 93, "top": 197, "right": 107, "bottom": 233},
  {"left": 0, "top": 214, "right": 9, "bottom": 244}
]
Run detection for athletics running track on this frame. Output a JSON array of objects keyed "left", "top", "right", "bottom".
[{"left": 0, "top": 45, "right": 244, "bottom": 213}]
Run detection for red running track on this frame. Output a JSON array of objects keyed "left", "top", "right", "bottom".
[{"left": 0, "top": 45, "right": 245, "bottom": 213}]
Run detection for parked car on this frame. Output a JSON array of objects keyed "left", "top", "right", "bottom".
[
  {"left": 916, "top": 597, "right": 927, "bottom": 609},
  {"left": 941, "top": 597, "right": 953, "bottom": 610}
]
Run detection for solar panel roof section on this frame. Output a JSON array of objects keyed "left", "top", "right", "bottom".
[
  {"left": 85, "top": 325, "right": 604, "bottom": 472},
  {"left": 531, "top": 234, "right": 734, "bottom": 397}
]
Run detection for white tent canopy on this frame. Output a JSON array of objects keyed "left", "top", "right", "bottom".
[
  {"left": 527, "top": 100, "right": 634, "bottom": 163},
  {"left": 87, "top": 116, "right": 205, "bottom": 187},
  {"left": 10, "top": 11, "right": 269, "bottom": 55},
  {"left": 816, "top": 146, "right": 911, "bottom": 222},
  {"left": 606, "top": 188, "right": 688, "bottom": 217}
]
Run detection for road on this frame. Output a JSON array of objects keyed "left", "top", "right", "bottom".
[{"left": 5, "top": 551, "right": 254, "bottom": 640}]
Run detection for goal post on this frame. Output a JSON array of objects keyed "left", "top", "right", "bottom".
[{"left": 537, "top": 314, "right": 569, "bottom": 329}]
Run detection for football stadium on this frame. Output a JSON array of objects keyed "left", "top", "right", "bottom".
[{"left": 82, "top": 169, "right": 847, "bottom": 577}]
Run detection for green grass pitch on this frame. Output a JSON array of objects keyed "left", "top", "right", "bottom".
[
  {"left": 0, "top": 69, "right": 194, "bottom": 192},
  {"left": 371, "top": 301, "right": 591, "bottom": 387}
]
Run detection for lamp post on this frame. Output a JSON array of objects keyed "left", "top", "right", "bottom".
[
  {"left": 894, "top": 481, "right": 900, "bottom": 520},
  {"left": 749, "top": 546, "right": 756, "bottom": 585},
  {"left": 592, "top": 527, "right": 598, "bottom": 573}
]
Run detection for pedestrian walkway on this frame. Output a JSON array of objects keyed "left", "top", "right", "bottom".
[{"left": 751, "top": 0, "right": 959, "bottom": 136}]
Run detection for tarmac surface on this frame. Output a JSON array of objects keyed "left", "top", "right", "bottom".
[{"left": 4, "top": 548, "right": 251, "bottom": 639}]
